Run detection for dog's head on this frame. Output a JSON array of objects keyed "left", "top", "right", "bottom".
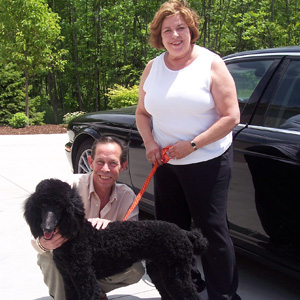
[{"left": 24, "top": 178, "right": 85, "bottom": 240}]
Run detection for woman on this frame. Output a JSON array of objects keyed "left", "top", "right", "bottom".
[{"left": 136, "top": 1, "right": 241, "bottom": 300}]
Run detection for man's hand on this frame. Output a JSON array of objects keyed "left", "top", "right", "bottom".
[
  {"left": 88, "top": 218, "right": 111, "bottom": 230},
  {"left": 39, "top": 229, "right": 68, "bottom": 250}
]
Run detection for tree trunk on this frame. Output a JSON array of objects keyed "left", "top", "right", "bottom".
[
  {"left": 48, "top": 71, "right": 58, "bottom": 124},
  {"left": 71, "top": 4, "right": 83, "bottom": 110},
  {"left": 94, "top": 0, "right": 101, "bottom": 111},
  {"left": 25, "top": 69, "right": 29, "bottom": 123}
]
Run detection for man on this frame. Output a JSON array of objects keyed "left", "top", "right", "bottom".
[{"left": 32, "top": 136, "right": 145, "bottom": 300}]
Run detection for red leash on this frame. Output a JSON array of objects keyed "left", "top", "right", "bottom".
[{"left": 123, "top": 146, "right": 171, "bottom": 221}]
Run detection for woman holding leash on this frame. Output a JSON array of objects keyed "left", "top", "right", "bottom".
[{"left": 136, "top": 1, "right": 241, "bottom": 299}]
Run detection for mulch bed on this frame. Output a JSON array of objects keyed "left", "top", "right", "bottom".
[{"left": 0, "top": 124, "right": 67, "bottom": 135}]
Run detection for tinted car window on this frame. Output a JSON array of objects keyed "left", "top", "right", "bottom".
[
  {"left": 227, "top": 60, "right": 273, "bottom": 115},
  {"left": 264, "top": 60, "right": 300, "bottom": 130}
]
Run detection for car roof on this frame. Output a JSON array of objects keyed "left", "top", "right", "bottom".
[{"left": 223, "top": 46, "right": 300, "bottom": 60}]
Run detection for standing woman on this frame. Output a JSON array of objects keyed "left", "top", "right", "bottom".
[{"left": 136, "top": 1, "right": 241, "bottom": 300}]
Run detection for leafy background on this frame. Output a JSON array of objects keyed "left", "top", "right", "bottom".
[{"left": 0, "top": 0, "right": 299, "bottom": 126}]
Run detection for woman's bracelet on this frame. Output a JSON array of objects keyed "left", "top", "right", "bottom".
[{"left": 36, "top": 236, "right": 50, "bottom": 252}]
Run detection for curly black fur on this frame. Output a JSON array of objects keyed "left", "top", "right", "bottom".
[{"left": 24, "top": 178, "right": 208, "bottom": 300}]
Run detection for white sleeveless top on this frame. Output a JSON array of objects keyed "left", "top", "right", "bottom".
[{"left": 143, "top": 47, "right": 232, "bottom": 165}]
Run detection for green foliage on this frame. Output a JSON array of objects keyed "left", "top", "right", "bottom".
[
  {"left": 63, "top": 111, "right": 86, "bottom": 124},
  {"left": 0, "top": 0, "right": 67, "bottom": 118},
  {"left": 106, "top": 84, "right": 139, "bottom": 109},
  {"left": 0, "top": 0, "right": 300, "bottom": 123},
  {"left": 27, "top": 95, "right": 45, "bottom": 124},
  {"left": 0, "top": 0, "right": 67, "bottom": 75},
  {"left": 0, "top": 62, "right": 46, "bottom": 125},
  {"left": 0, "top": 63, "right": 25, "bottom": 125},
  {"left": 29, "top": 111, "right": 45, "bottom": 125},
  {"left": 196, "top": 0, "right": 300, "bottom": 55},
  {"left": 9, "top": 112, "right": 28, "bottom": 128}
]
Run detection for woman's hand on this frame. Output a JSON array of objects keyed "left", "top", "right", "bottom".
[
  {"left": 145, "top": 140, "right": 162, "bottom": 165},
  {"left": 168, "top": 141, "right": 194, "bottom": 160},
  {"left": 88, "top": 218, "right": 111, "bottom": 230}
]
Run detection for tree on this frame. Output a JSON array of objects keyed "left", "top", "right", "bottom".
[
  {"left": 0, "top": 63, "right": 25, "bottom": 125},
  {"left": 0, "top": 0, "right": 67, "bottom": 120},
  {"left": 1, "top": 0, "right": 300, "bottom": 124},
  {"left": 196, "top": 0, "right": 300, "bottom": 55}
]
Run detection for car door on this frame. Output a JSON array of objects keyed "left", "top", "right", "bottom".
[
  {"left": 227, "top": 55, "right": 300, "bottom": 277},
  {"left": 128, "top": 125, "right": 155, "bottom": 214}
]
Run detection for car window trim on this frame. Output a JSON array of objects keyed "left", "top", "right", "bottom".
[
  {"left": 244, "top": 124, "right": 300, "bottom": 136},
  {"left": 226, "top": 58, "right": 282, "bottom": 126}
]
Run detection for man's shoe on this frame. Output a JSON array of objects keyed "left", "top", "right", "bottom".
[
  {"left": 195, "top": 277, "right": 206, "bottom": 293},
  {"left": 192, "top": 269, "right": 206, "bottom": 293},
  {"left": 100, "top": 293, "right": 108, "bottom": 300}
]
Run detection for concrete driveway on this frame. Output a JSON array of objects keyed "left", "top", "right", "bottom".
[{"left": 0, "top": 133, "right": 299, "bottom": 300}]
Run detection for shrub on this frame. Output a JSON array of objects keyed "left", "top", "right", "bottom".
[
  {"left": 29, "top": 95, "right": 45, "bottom": 125},
  {"left": 0, "top": 63, "right": 25, "bottom": 126},
  {"left": 29, "top": 111, "right": 45, "bottom": 125},
  {"left": 106, "top": 84, "right": 139, "bottom": 109},
  {"left": 9, "top": 112, "right": 29, "bottom": 128},
  {"left": 63, "top": 111, "right": 86, "bottom": 124}
]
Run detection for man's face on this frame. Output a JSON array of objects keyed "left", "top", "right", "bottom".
[{"left": 88, "top": 142, "right": 127, "bottom": 189}]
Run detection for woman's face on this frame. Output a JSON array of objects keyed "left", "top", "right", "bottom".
[{"left": 161, "top": 13, "right": 191, "bottom": 57}]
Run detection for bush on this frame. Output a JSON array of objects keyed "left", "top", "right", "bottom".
[
  {"left": 29, "top": 111, "right": 45, "bottom": 125},
  {"left": 63, "top": 111, "right": 86, "bottom": 124},
  {"left": 106, "top": 84, "right": 139, "bottom": 109},
  {"left": 29, "top": 95, "right": 45, "bottom": 125},
  {"left": 0, "top": 62, "right": 25, "bottom": 126},
  {"left": 9, "top": 112, "right": 29, "bottom": 128}
]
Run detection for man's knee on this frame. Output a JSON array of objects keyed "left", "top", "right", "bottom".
[
  {"left": 37, "top": 252, "right": 66, "bottom": 300},
  {"left": 126, "top": 261, "right": 145, "bottom": 284},
  {"left": 37, "top": 251, "right": 55, "bottom": 270},
  {"left": 99, "top": 262, "right": 145, "bottom": 293}
]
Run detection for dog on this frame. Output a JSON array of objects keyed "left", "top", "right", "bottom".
[{"left": 24, "top": 178, "right": 207, "bottom": 300}]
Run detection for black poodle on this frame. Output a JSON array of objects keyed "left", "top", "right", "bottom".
[{"left": 24, "top": 178, "right": 207, "bottom": 300}]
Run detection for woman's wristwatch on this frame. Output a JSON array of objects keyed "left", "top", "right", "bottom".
[{"left": 190, "top": 140, "right": 197, "bottom": 151}]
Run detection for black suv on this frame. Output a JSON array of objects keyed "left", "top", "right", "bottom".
[{"left": 65, "top": 46, "right": 300, "bottom": 278}]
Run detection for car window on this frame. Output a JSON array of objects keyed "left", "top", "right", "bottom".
[
  {"left": 227, "top": 60, "right": 274, "bottom": 115},
  {"left": 264, "top": 60, "right": 300, "bottom": 131}
]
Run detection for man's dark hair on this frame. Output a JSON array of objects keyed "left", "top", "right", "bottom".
[{"left": 91, "top": 136, "right": 128, "bottom": 164}]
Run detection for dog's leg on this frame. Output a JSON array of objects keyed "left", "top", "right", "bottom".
[
  {"left": 147, "top": 254, "right": 203, "bottom": 300},
  {"left": 146, "top": 261, "right": 172, "bottom": 300},
  {"left": 163, "top": 276, "right": 203, "bottom": 300},
  {"left": 57, "top": 262, "right": 101, "bottom": 300},
  {"left": 62, "top": 275, "right": 80, "bottom": 300},
  {"left": 54, "top": 261, "right": 80, "bottom": 300},
  {"left": 160, "top": 264, "right": 204, "bottom": 300},
  {"left": 67, "top": 267, "right": 101, "bottom": 300}
]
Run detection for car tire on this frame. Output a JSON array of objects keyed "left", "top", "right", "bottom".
[{"left": 74, "top": 139, "right": 94, "bottom": 174}]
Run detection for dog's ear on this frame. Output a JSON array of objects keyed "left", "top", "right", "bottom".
[
  {"left": 58, "top": 186, "right": 85, "bottom": 239},
  {"left": 23, "top": 193, "right": 43, "bottom": 238}
]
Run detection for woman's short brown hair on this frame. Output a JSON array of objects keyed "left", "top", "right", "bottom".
[{"left": 149, "top": 0, "right": 200, "bottom": 50}]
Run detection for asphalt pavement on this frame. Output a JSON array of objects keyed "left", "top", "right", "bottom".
[{"left": 0, "top": 133, "right": 299, "bottom": 300}]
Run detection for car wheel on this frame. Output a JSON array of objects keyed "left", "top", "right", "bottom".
[{"left": 74, "top": 139, "right": 94, "bottom": 174}]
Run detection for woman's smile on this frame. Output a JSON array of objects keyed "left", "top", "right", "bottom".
[{"left": 161, "top": 14, "right": 191, "bottom": 59}]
